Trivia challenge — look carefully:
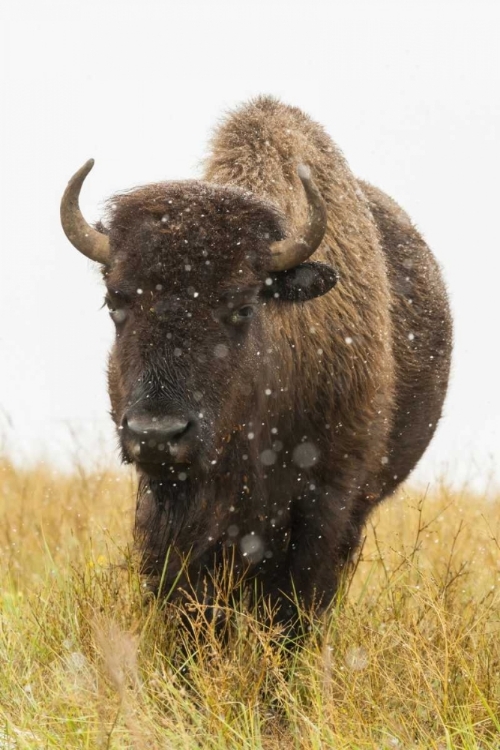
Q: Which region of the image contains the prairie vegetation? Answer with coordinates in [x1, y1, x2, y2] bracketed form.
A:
[0, 455, 499, 749]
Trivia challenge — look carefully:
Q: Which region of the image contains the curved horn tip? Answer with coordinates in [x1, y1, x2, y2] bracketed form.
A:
[75, 158, 95, 180]
[297, 163, 311, 180]
[267, 164, 327, 272]
[61, 158, 110, 264]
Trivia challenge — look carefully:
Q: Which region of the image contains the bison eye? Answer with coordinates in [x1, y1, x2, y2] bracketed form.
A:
[230, 305, 254, 324]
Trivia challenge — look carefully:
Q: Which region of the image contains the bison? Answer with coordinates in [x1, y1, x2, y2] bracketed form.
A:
[60, 96, 452, 628]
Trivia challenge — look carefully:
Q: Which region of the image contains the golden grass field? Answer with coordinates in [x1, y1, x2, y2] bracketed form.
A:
[0, 454, 499, 749]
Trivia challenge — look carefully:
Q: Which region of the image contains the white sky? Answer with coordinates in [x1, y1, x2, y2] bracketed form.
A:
[1, 0, 499, 488]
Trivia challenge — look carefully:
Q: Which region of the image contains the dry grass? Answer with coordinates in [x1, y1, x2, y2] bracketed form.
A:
[0, 454, 499, 749]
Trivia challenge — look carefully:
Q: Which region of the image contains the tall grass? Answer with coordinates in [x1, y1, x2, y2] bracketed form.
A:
[0, 455, 499, 749]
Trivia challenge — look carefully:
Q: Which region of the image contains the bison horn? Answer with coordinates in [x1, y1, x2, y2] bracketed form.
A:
[268, 164, 327, 272]
[60, 159, 110, 265]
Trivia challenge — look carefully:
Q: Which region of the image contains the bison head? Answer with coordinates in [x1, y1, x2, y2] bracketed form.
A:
[60, 161, 337, 479]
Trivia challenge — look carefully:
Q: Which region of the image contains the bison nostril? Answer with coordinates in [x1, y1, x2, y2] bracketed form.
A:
[165, 419, 191, 442]
[122, 413, 194, 444]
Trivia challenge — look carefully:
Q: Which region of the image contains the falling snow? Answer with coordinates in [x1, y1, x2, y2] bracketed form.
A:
[240, 533, 264, 563]
[214, 344, 229, 359]
[260, 449, 277, 466]
[292, 442, 320, 469]
[344, 646, 369, 671]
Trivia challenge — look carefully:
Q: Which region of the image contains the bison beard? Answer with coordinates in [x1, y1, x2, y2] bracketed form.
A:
[60, 96, 452, 635]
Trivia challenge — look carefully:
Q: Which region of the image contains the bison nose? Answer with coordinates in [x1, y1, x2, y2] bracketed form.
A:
[122, 413, 193, 445]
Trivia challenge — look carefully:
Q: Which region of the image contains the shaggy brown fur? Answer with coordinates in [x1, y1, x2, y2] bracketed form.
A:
[99, 96, 451, 627]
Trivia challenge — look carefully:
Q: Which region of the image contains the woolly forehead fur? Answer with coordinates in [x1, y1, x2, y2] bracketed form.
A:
[103, 180, 287, 291]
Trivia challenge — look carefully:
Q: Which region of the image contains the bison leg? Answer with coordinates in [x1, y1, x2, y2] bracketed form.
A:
[263, 483, 370, 628]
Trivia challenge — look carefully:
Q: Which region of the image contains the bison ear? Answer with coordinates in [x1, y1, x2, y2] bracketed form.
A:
[261, 262, 339, 302]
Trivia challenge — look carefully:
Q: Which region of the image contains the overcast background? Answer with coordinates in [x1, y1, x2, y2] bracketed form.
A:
[1, 0, 498, 489]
